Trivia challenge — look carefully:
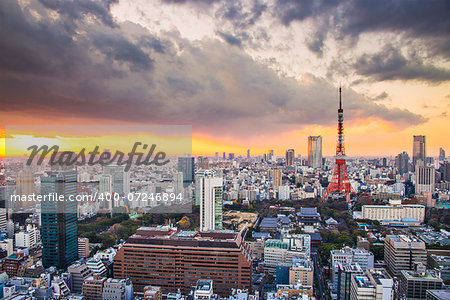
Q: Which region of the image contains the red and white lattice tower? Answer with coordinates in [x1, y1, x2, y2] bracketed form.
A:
[322, 87, 355, 202]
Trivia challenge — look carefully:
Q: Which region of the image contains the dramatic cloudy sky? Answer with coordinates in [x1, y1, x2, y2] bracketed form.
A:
[0, 0, 449, 156]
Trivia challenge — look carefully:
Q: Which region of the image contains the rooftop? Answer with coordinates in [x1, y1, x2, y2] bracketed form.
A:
[126, 227, 241, 249]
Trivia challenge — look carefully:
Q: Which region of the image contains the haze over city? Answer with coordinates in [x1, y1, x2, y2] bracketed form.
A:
[0, 0, 449, 156]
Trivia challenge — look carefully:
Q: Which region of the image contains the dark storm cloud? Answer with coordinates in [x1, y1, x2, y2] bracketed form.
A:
[275, 0, 450, 58]
[370, 92, 389, 102]
[0, 0, 426, 136]
[39, 0, 118, 28]
[354, 47, 450, 83]
[217, 31, 242, 47]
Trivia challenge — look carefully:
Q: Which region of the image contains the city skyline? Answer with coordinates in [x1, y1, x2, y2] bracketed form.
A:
[0, 0, 449, 157]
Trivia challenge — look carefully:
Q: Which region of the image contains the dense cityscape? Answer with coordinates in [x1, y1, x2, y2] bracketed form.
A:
[0, 92, 449, 299]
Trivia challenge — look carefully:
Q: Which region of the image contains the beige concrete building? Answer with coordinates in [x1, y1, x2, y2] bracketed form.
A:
[384, 235, 426, 276]
[361, 200, 425, 223]
[289, 259, 314, 287]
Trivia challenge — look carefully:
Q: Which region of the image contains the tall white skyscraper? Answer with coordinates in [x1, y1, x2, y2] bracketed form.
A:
[197, 170, 223, 231]
[308, 136, 323, 169]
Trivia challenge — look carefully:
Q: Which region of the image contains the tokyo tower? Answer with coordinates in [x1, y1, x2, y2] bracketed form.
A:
[322, 87, 355, 202]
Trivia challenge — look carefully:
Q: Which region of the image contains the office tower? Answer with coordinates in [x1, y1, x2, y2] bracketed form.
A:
[442, 162, 450, 182]
[415, 164, 435, 194]
[395, 151, 409, 175]
[78, 237, 89, 258]
[413, 135, 426, 166]
[67, 261, 94, 293]
[197, 156, 209, 170]
[286, 149, 295, 167]
[264, 236, 311, 273]
[308, 136, 323, 169]
[173, 171, 184, 199]
[196, 170, 223, 231]
[247, 149, 250, 159]
[337, 263, 364, 300]
[384, 235, 426, 276]
[103, 164, 130, 196]
[215, 152, 219, 161]
[278, 185, 290, 200]
[113, 227, 251, 297]
[330, 247, 374, 284]
[41, 170, 78, 269]
[15, 168, 34, 210]
[273, 168, 282, 187]
[177, 156, 195, 188]
[439, 147, 446, 161]
[228, 153, 235, 160]
[399, 266, 444, 300]
[222, 152, 226, 160]
[350, 268, 393, 300]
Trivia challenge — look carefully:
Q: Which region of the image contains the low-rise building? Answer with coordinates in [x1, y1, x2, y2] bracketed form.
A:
[362, 200, 425, 223]
[82, 274, 106, 300]
[400, 267, 444, 300]
[102, 278, 133, 300]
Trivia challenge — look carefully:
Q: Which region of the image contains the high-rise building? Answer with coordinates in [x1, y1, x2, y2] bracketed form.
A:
[413, 135, 426, 166]
[330, 247, 374, 284]
[439, 147, 446, 161]
[384, 235, 426, 276]
[308, 136, 323, 169]
[78, 237, 89, 259]
[197, 156, 209, 170]
[228, 153, 235, 160]
[395, 152, 409, 175]
[196, 170, 223, 231]
[349, 268, 393, 300]
[264, 236, 311, 273]
[103, 164, 130, 196]
[40, 170, 78, 269]
[415, 164, 435, 194]
[113, 227, 251, 297]
[286, 149, 295, 167]
[215, 152, 219, 161]
[337, 263, 364, 300]
[247, 149, 250, 159]
[15, 168, 34, 210]
[178, 156, 195, 187]
[273, 168, 282, 187]
[442, 162, 450, 182]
